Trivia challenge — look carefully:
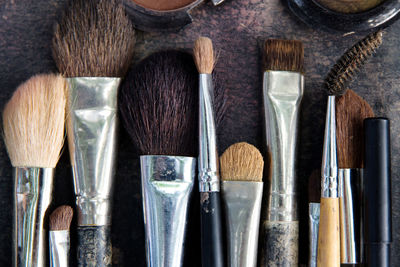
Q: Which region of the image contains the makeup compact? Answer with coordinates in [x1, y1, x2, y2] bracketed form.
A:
[286, 0, 400, 32]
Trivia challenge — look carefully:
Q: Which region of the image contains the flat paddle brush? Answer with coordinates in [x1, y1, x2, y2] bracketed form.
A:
[119, 51, 197, 267]
[3, 74, 66, 267]
[52, 0, 135, 265]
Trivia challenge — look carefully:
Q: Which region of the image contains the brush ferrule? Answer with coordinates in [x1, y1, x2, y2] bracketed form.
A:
[322, 96, 339, 198]
[140, 155, 195, 267]
[308, 203, 320, 267]
[263, 71, 303, 221]
[13, 167, 54, 267]
[198, 73, 220, 193]
[222, 181, 263, 267]
[66, 77, 120, 226]
[49, 230, 70, 267]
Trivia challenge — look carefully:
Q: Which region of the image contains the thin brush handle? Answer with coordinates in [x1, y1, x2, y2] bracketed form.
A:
[77, 226, 112, 267]
[200, 192, 224, 267]
[317, 197, 340, 267]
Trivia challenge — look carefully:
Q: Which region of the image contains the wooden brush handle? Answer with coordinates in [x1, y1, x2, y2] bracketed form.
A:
[77, 226, 112, 267]
[318, 197, 340, 267]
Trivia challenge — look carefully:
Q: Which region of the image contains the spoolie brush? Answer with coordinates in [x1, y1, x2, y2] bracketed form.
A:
[3, 74, 66, 267]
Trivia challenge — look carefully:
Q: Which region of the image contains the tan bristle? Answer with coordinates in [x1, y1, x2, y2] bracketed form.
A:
[2, 74, 66, 168]
[220, 142, 264, 182]
[49, 205, 73, 231]
[336, 89, 375, 168]
[193, 37, 215, 74]
[263, 39, 304, 72]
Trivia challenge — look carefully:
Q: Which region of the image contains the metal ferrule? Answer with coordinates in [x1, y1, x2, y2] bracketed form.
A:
[198, 73, 220, 193]
[222, 181, 263, 267]
[13, 167, 54, 267]
[140, 155, 196, 267]
[49, 230, 70, 267]
[308, 203, 320, 267]
[263, 71, 304, 221]
[66, 77, 120, 226]
[321, 96, 339, 198]
[339, 168, 361, 263]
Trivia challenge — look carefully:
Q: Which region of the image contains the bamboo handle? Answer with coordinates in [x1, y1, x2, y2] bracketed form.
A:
[317, 197, 340, 267]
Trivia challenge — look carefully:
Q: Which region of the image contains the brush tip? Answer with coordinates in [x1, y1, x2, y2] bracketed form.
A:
[263, 39, 304, 72]
[193, 36, 215, 74]
[49, 205, 73, 231]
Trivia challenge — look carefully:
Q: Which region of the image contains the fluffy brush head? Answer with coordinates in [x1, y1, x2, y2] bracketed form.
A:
[326, 30, 383, 96]
[336, 89, 374, 168]
[119, 51, 198, 156]
[3, 74, 66, 168]
[52, 0, 135, 77]
[220, 142, 264, 182]
[193, 37, 215, 74]
[49, 205, 73, 231]
[263, 39, 304, 72]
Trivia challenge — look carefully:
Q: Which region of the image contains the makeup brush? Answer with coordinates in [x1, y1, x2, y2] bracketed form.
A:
[49, 205, 74, 267]
[336, 89, 374, 266]
[194, 36, 224, 267]
[261, 39, 304, 267]
[3, 74, 66, 267]
[52, 0, 135, 265]
[220, 142, 264, 267]
[308, 169, 321, 267]
[318, 30, 383, 267]
[119, 51, 197, 267]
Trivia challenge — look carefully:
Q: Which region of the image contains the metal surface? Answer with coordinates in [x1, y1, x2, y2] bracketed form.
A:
[49, 230, 70, 267]
[321, 96, 339, 198]
[308, 203, 320, 267]
[198, 74, 220, 193]
[222, 181, 263, 267]
[140, 155, 196, 267]
[263, 71, 304, 221]
[13, 167, 54, 267]
[66, 77, 120, 226]
[212, 0, 225, 5]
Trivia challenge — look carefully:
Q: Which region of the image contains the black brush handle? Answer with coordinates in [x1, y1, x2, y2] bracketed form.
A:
[200, 191, 224, 267]
[77, 226, 112, 267]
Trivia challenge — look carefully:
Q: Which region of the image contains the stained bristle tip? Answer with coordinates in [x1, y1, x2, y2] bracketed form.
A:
[49, 205, 74, 231]
[263, 39, 304, 72]
[193, 37, 215, 74]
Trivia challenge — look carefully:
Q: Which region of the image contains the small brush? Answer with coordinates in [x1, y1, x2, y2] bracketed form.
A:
[308, 169, 321, 267]
[49, 205, 74, 267]
[3, 74, 66, 267]
[220, 142, 264, 267]
[52, 0, 135, 265]
[194, 36, 224, 267]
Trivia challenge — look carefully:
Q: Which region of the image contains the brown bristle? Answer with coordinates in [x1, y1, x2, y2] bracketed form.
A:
[308, 169, 321, 203]
[220, 142, 264, 182]
[263, 39, 304, 72]
[326, 30, 383, 96]
[119, 51, 198, 156]
[52, 0, 135, 77]
[193, 37, 215, 74]
[336, 89, 375, 168]
[49, 205, 73, 231]
[2, 74, 66, 168]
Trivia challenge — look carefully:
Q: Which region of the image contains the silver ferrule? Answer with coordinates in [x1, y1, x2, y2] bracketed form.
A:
[49, 230, 70, 267]
[66, 77, 120, 226]
[13, 167, 54, 267]
[263, 71, 304, 221]
[198, 73, 220, 192]
[211, 0, 225, 5]
[222, 181, 263, 267]
[140, 155, 195, 267]
[308, 203, 320, 267]
[321, 96, 339, 198]
[339, 168, 361, 263]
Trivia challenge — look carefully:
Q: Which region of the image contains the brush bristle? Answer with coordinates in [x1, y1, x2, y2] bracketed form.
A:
[119, 51, 198, 156]
[336, 89, 375, 168]
[220, 142, 264, 182]
[308, 169, 321, 203]
[3, 74, 66, 168]
[193, 37, 215, 74]
[49, 205, 73, 231]
[263, 39, 304, 72]
[326, 30, 383, 96]
[52, 0, 135, 77]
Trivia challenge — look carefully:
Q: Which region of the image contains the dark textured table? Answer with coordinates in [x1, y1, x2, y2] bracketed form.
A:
[0, 0, 399, 266]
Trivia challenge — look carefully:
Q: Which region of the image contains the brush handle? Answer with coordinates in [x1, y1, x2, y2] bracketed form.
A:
[317, 197, 340, 267]
[77, 226, 112, 267]
[200, 192, 224, 267]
